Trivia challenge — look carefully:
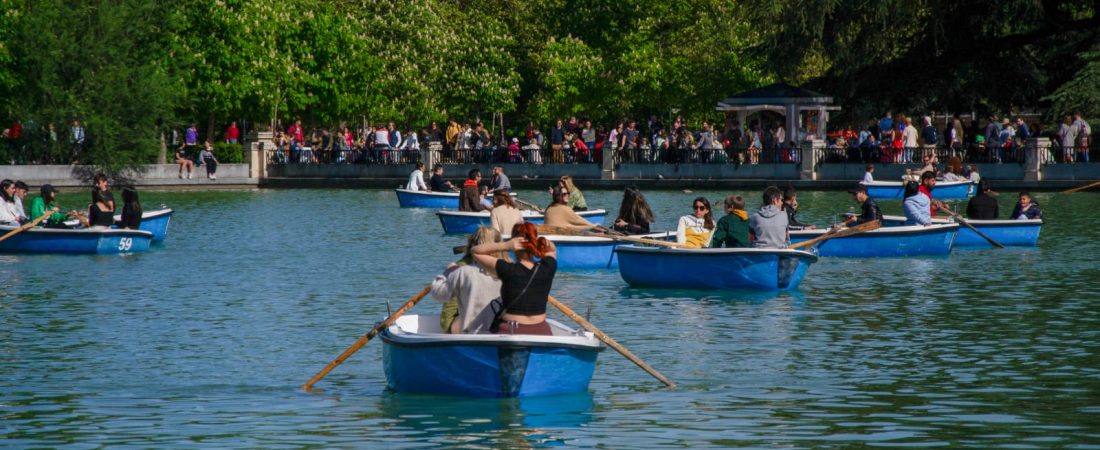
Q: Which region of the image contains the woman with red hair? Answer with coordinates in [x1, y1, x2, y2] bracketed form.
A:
[471, 222, 558, 335]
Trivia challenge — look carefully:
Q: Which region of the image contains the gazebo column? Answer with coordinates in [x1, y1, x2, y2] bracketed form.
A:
[817, 108, 828, 140]
[737, 110, 747, 130]
[785, 104, 798, 146]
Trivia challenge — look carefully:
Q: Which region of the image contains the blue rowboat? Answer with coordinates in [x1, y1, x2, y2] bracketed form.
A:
[436, 209, 607, 235]
[395, 188, 460, 208]
[861, 180, 974, 200]
[395, 188, 515, 208]
[545, 232, 673, 270]
[790, 223, 959, 257]
[381, 314, 603, 397]
[614, 246, 818, 290]
[64, 208, 173, 242]
[881, 215, 1041, 247]
[0, 225, 153, 254]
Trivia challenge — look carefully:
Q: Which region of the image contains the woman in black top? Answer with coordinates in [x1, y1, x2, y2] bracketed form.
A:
[472, 222, 558, 335]
[613, 185, 654, 235]
[119, 186, 143, 230]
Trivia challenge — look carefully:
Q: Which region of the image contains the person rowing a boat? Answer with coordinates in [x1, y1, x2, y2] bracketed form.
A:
[489, 166, 511, 193]
[29, 184, 69, 228]
[432, 226, 510, 334]
[918, 170, 949, 215]
[710, 195, 750, 248]
[406, 161, 428, 192]
[676, 197, 715, 248]
[458, 169, 490, 212]
[749, 186, 788, 248]
[966, 180, 998, 220]
[843, 185, 882, 226]
[472, 222, 558, 336]
[429, 164, 453, 192]
[544, 185, 596, 231]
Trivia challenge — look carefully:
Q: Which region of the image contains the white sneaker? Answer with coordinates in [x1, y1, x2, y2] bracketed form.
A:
[187, 173, 191, 179]
[212, 175, 216, 181]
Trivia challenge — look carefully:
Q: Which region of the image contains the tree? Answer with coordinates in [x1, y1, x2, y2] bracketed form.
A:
[745, 0, 1100, 121]
[7, 0, 178, 177]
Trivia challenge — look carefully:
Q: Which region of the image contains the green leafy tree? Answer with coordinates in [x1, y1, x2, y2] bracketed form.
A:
[7, 0, 178, 177]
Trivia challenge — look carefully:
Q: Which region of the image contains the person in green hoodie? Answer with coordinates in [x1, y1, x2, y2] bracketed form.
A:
[29, 184, 69, 228]
[711, 194, 751, 248]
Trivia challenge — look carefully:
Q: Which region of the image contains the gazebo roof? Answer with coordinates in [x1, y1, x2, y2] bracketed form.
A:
[717, 82, 834, 109]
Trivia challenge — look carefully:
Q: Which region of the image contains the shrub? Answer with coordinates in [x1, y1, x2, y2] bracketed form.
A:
[213, 142, 244, 163]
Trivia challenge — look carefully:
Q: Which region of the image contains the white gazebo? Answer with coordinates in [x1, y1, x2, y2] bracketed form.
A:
[716, 83, 840, 142]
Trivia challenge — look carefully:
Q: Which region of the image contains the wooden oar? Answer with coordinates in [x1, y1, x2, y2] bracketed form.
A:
[788, 219, 881, 250]
[513, 198, 544, 213]
[548, 295, 676, 389]
[537, 224, 686, 248]
[938, 208, 1004, 248]
[1061, 180, 1100, 194]
[0, 208, 58, 243]
[302, 285, 432, 391]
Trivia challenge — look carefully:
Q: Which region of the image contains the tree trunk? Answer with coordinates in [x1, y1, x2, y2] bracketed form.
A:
[158, 131, 167, 164]
[206, 112, 216, 143]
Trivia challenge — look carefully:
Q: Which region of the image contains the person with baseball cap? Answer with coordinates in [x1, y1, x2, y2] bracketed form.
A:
[30, 184, 72, 228]
[844, 185, 883, 227]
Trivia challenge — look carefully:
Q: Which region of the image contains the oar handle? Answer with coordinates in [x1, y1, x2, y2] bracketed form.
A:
[514, 198, 544, 213]
[302, 284, 432, 391]
[940, 208, 1004, 248]
[0, 207, 57, 243]
[548, 295, 676, 389]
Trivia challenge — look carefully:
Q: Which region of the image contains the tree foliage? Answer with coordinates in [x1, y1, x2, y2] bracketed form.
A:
[745, 0, 1100, 122]
[6, 0, 178, 177]
[1, 0, 1095, 172]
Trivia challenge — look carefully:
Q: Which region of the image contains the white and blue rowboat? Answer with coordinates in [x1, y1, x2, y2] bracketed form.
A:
[790, 223, 959, 257]
[545, 232, 673, 270]
[0, 225, 153, 254]
[614, 246, 818, 290]
[436, 209, 608, 235]
[860, 180, 975, 200]
[881, 215, 1041, 247]
[395, 188, 515, 208]
[64, 208, 173, 242]
[381, 314, 603, 397]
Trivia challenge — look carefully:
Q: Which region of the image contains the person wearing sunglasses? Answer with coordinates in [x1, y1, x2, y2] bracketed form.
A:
[676, 197, 715, 248]
[544, 185, 597, 231]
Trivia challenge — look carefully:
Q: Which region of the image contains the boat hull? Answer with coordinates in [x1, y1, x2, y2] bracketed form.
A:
[881, 215, 1040, 247]
[546, 232, 673, 270]
[395, 189, 515, 208]
[66, 208, 172, 242]
[614, 246, 817, 290]
[862, 180, 974, 200]
[381, 315, 601, 397]
[790, 223, 958, 257]
[395, 189, 459, 208]
[436, 209, 607, 235]
[0, 226, 154, 254]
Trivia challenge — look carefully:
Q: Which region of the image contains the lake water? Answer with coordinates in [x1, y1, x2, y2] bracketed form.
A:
[2, 187, 1099, 448]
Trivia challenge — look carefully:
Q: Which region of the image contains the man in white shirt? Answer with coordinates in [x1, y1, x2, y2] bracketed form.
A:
[406, 162, 428, 191]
